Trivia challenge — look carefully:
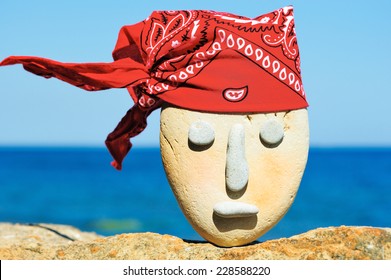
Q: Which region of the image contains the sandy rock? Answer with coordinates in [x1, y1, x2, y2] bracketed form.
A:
[0, 223, 101, 260]
[160, 106, 309, 246]
[0, 224, 389, 260]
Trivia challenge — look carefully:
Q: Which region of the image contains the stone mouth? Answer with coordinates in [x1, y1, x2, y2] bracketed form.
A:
[213, 201, 259, 218]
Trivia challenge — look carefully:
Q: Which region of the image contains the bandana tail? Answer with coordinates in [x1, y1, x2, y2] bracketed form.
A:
[105, 102, 160, 170]
[0, 55, 152, 169]
[0, 56, 148, 90]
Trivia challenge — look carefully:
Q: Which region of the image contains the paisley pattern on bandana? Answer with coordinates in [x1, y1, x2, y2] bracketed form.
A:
[122, 6, 305, 109]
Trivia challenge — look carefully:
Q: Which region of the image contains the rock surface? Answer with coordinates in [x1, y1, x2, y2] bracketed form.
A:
[0, 223, 389, 260]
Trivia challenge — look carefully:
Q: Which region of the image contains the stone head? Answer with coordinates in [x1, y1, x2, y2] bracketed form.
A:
[160, 106, 309, 246]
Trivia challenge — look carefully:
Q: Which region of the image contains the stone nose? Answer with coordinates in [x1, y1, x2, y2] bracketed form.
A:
[225, 123, 249, 192]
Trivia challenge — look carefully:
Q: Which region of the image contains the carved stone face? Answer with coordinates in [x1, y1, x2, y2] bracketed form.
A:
[160, 105, 309, 247]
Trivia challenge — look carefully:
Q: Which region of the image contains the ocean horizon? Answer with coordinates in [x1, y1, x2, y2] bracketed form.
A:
[0, 146, 390, 241]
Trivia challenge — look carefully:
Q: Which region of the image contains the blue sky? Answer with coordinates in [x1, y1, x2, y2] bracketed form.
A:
[1, 0, 390, 147]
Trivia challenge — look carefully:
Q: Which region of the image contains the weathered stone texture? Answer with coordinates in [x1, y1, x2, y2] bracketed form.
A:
[0, 223, 389, 260]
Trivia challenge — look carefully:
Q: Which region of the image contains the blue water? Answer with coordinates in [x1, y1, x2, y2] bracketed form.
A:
[0, 147, 390, 241]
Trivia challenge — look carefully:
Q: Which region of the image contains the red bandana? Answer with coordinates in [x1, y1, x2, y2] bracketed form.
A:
[0, 6, 308, 170]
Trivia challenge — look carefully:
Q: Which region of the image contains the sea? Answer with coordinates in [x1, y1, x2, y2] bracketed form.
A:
[0, 147, 390, 241]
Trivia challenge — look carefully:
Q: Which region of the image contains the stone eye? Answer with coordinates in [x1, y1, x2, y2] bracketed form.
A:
[259, 118, 284, 146]
[188, 121, 215, 146]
